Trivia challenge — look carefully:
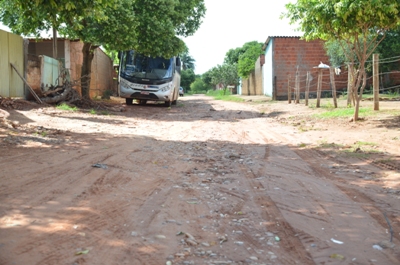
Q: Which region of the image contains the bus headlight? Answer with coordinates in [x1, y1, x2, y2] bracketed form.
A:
[160, 83, 172, 92]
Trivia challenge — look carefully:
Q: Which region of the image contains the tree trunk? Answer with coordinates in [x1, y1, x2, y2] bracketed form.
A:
[354, 69, 367, 121]
[81, 42, 96, 99]
[52, 27, 57, 59]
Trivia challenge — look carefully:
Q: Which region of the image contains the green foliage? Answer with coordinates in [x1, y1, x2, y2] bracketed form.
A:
[181, 69, 196, 91]
[0, 0, 111, 36]
[375, 26, 400, 73]
[209, 64, 239, 93]
[324, 40, 347, 67]
[190, 78, 209, 93]
[57, 103, 77, 111]
[206, 90, 244, 102]
[313, 107, 371, 118]
[180, 50, 196, 71]
[224, 41, 263, 78]
[1, 0, 206, 98]
[201, 70, 214, 89]
[283, 0, 400, 121]
[237, 43, 263, 78]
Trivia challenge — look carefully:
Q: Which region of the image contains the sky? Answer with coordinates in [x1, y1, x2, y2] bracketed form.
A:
[184, 0, 299, 74]
[0, 0, 299, 74]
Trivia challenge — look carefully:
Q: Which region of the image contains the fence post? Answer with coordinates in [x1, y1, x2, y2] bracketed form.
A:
[329, 67, 338, 108]
[316, 69, 322, 108]
[305, 71, 310, 106]
[295, 67, 300, 104]
[373, 53, 379, 111]
[347, 64, 353, 107]
[288, 75, 291, 104]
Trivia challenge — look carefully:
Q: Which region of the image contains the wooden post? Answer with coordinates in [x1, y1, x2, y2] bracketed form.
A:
[288, 75, 291, 104]
[295, 67, 300, 104]
[329, 67, 338, 108]
[273, 76, 277, 100]
[305, 71, 310, 106]
[347, 64, 353, 107]
[317, 69, 323, 107]
[373, 53, 379, 110]
[10, 63, 43, 104]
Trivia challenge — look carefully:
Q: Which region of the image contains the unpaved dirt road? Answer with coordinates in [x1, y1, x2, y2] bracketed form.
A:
[1, 95, 399, 265]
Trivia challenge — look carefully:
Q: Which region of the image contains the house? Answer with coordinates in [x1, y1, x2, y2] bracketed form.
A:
[27, 38, 115, 98]
[241, 36, 348, 99]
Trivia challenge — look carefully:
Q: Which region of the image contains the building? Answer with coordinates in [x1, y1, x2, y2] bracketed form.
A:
[242, 36, 347, 100]
[27, 38, 115, 99]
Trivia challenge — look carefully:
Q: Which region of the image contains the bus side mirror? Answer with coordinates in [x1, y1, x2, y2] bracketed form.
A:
[176, 57, 181, 73]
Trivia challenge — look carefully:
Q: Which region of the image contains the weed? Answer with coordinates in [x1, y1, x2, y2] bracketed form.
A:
[317, 140, 343, 149]
[313, 107, 371, 119]
[41, 131, 47, 137]
[99, 110, 110, 115]
[57, 103, 77, 111]
[375, 158, 394, 163]
[298, 143, 307, 148]
[90, 109, 97, 115]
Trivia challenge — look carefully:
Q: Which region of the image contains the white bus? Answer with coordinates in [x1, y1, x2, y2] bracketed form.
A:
[118, 50, 181, 106]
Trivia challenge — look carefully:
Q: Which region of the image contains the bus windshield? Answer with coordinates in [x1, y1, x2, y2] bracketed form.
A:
[120, 50, 174, 80]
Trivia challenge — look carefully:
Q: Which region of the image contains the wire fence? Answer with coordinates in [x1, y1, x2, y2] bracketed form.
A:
[287, 54, 400, 98]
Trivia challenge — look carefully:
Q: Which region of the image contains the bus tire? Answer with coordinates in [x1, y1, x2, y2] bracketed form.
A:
[172, 100, 177, 105]
[126, 98, 133, 105]
[164, 101, 172, 107]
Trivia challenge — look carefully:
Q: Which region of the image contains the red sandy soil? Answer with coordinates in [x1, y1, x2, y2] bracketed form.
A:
[0, 95, 399, 265]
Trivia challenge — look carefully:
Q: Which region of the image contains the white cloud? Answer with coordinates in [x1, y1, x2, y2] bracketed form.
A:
[183, 0, 299, 74]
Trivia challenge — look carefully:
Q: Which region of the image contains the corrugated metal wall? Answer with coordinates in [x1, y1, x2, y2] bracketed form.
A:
[40, 55, 60, 90]
[0, 30, 24, 97]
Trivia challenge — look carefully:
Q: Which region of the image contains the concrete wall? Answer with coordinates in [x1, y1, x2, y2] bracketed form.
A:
[263, 39, 274, 97]
[28, 39, 65, 59]
[90, 48, 114, 98]
[0, 29, 24, 98]
[26, 54, 42, 98]
[241, 55, 264, 95]
[69, 41, 113, 98]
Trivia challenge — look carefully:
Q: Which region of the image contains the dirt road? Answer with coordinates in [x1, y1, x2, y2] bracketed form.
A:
[1, 95, 399, 264]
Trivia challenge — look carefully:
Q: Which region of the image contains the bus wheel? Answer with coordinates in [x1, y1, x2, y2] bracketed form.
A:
[139, 99, 147, 105]
[126, 98, 133, 105]
[164, 101, 172, 107]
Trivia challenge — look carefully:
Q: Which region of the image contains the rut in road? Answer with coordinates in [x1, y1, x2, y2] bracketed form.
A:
[1, 95, 399, 265]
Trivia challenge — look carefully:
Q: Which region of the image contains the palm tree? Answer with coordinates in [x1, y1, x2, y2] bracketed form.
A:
[180, 52, 196, 71]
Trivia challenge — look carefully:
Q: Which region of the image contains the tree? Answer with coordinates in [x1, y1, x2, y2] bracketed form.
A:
[190, 78, 209, 93]
[209, 64, 239, 95]
[1, 0, 206, 98]
[201, 70, 214, 90]
[181, 69, 196, 91]
[375, 26, 400, 74]
[284, 0, 400, 121]
[0, 0, 111, 57]
[224, 41, 263, 78]
[180, 47, 196, 71]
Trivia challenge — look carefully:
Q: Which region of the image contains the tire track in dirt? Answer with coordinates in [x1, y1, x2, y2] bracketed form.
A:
[227, 118, 400, 264]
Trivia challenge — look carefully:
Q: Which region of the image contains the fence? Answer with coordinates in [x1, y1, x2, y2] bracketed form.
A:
[286, 55, 400, 102]
[0, 29, 24, 98]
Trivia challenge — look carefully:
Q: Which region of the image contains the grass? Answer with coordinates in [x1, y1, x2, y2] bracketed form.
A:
[57, 103, 77, 111]
[206, 90, 245, 102]
[363, 91, 400, 100]
[313, 107, 372, 118]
